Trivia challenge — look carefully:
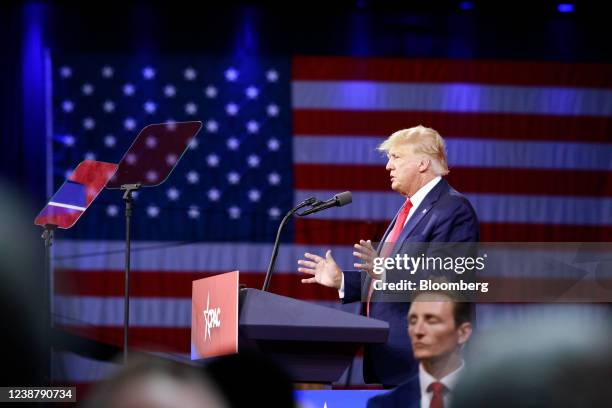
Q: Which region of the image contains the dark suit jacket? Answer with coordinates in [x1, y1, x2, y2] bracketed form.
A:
[367, 374, 421, 408]
[343, 178, 479, 385]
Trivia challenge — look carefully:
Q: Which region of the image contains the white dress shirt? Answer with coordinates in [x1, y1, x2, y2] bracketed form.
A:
[338, 176, 442, 297]
[419, 361, 464, 408]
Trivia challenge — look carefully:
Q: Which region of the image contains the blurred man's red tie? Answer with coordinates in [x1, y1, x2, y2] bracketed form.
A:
[428, 381, 446, 408]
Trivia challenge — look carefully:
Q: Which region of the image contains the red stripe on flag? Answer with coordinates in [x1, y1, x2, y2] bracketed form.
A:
[55, 270, 338, 300]
[294, 164, 612, 197]
[293, 56, 612, 88]
[294, 219, 611, 244]
[293, 110, 611, 143]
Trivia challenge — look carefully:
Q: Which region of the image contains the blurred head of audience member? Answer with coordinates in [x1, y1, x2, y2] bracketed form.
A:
[0, 180, 46, 385]
[452, 312, 612, 408]
[204, 350, 295, 408]
[83, 355, 229, 408]
[368, 291, 473, 408]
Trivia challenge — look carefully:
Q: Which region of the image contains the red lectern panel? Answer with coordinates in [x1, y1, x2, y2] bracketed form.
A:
[191, 271, 239, 359]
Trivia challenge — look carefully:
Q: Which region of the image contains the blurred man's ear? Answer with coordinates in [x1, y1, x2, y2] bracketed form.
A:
[457, 322, 473, 346]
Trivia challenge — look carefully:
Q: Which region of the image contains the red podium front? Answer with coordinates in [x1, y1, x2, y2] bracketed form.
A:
[191, 271, 239, 359]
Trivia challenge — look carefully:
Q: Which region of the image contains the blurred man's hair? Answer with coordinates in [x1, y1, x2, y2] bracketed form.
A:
[411, 290, 474, 327]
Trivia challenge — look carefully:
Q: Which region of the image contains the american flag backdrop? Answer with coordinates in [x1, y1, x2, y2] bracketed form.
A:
[50, 56, 612, 387]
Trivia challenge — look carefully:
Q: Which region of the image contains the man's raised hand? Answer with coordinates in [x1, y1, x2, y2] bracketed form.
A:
[298, 250, 343, 289]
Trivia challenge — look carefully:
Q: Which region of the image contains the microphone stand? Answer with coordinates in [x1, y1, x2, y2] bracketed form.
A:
[262, 197, 318, 292]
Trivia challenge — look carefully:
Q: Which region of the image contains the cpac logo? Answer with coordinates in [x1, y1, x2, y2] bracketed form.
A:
[202, 292, 221, 341]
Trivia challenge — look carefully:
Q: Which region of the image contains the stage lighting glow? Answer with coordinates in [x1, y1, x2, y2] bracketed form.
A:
[459, 1, 474, 10]
[557, 3, 575, 12]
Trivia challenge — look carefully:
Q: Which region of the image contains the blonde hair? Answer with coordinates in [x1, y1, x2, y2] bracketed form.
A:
[378, 125, 449, 176]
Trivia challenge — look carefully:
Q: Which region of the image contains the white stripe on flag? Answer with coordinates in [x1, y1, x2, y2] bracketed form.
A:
[292, 81, 612, 116]
[54, 241, 356, 272]
[54, 295, 348, 327]
[294, 190, 612, 225]
[293, 136, 612, 171]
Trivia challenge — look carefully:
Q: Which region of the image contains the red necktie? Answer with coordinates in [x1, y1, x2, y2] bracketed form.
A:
[366, 199, 412, 316]
[428, 381, 446, 408]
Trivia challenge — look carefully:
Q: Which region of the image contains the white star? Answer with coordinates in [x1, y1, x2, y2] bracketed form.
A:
[82, 83, 94, 95]
[124, 117, 136, 131]
[104, 134, 116, 147]
[63, 135, 75, 147]
[268, 207, 281, 219]
[106, 204, 119, 217]
[268, 172, 281, 185]
[101, 65, 114, 78]
[245, 86, 259, 99]
[227, 171, 241, 185]
[225, 68, 239, 81]
[188, 205, 200, 219]
[267, 138, 280, 151]
[188, 138, 199, 150]
[144, 100, 157, 114]
[145, 170, 158, 183]
[164, 84, 176, 97]
[226, 137, 240, 150]
[83, 117, 95, 130]
[247, 154, 260, 168]
[62, 100, 74, 113]
[267, 103, 279, 117]
[185, 102, 198, 115]
[84, 151, 96, 160]
[147, 205, 160, 218]
[125, 153, 138, 165]
[266, 69, 279, 82]
[186, 170, 199, 184]
[228, 206, 241, 219]
[184, 67, 197, 81]
[206, 153, 220, 167]
[225, 102, 239, 116]
[246, 120, 259, 134]
[103, 100, 115, 113]
[59, 66, 72, 78]
[142, 66, 156, 79]
[207, 188, 221, 201]
[205, 85, 218, 98]
[165, 153, 178, 166]
[248, 189, 261, 202]
[145, 136, 157, 148]
[123, 83, 135, 96]
[206, 120, 219, 133]
[131, 191, 139, 200]
[166, 187, 180, 201]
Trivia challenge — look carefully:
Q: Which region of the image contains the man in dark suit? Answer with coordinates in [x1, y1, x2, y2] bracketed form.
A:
[367, 291, 474, 408]
[298, 126, 479, 386]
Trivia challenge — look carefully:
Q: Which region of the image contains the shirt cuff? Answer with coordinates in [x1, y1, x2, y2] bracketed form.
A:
[338, 272, 345, 299]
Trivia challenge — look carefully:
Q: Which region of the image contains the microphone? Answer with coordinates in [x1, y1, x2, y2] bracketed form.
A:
[297, 191, 352, 216]
[261, 191, 352, 292]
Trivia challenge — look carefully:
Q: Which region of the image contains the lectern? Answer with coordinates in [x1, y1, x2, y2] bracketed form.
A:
[192, 272, 389, 383]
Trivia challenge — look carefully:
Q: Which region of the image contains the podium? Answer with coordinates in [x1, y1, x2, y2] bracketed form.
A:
[238, 288, 388, 383]
[192, 272, 389, 383]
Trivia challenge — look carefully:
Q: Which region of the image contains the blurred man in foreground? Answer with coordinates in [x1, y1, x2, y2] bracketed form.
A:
[368, 291, 473, 408]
